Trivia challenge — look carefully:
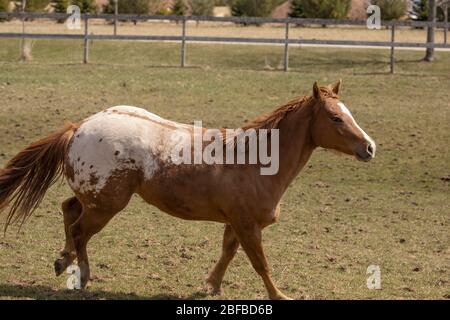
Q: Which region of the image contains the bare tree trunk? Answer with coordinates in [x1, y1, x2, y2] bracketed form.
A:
[424, 0, 437, 62]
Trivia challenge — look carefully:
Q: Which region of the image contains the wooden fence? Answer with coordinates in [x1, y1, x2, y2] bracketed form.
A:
[0, 12, 449, 73]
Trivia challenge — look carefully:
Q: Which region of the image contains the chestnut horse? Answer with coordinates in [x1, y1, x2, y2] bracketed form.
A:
[0, 81, 375, 300]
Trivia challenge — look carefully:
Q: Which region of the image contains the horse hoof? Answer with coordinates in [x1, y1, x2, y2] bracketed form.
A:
[54, 259, 65, 277]
[204, 281, 223, 296]
[271, 293, 293, 300]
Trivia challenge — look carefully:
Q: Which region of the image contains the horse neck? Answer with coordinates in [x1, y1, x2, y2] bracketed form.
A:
[262, 100, 317, 198]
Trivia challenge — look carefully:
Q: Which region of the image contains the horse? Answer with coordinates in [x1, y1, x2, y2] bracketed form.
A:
[0, 80, 376, 300]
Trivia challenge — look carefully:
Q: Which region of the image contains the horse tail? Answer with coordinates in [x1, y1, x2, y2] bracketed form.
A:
[0, 122, 79, 232]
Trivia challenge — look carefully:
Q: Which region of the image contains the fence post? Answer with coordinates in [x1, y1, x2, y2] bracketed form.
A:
[181, 16, 186, 68]
[283, 20, 290, 72]
[83, 16, 89, 64]
[444, 3, 448, 45]
[114, 0, 118, 36]
[20, 0, 26, 61]
[390, 24, 395, 74]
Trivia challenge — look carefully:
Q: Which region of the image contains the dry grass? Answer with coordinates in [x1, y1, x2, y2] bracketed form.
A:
[0, 39, 448, 300]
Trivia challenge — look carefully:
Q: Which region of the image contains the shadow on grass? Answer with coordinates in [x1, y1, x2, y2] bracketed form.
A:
[0, 283, 209, 300]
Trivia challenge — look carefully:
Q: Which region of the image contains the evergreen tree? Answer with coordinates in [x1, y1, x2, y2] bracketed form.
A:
[53, 0, 70, 23]
[189, 0, 214, 16]
[411, 0, 450, 22]
[104, 0, 149, 14]
[231, 0, 278, 17]
[289, 0, 351, 19]
[372, 0, 407, 20]
[16, 0, 50, 12]
[172, 0, 187, 16]
[53, 0, 70, 13]
[289, 0, 305, 18]
[412, 0, 428, 20]
[0, 0, 10, 22]
[71, 0, 95, 14]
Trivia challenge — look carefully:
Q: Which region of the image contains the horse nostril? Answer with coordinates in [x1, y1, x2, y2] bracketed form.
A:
[367, 144, 374, 156]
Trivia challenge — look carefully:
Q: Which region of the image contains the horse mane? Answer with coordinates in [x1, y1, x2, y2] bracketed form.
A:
[221, 86, 336, 148]
[241, 86, 337, 131]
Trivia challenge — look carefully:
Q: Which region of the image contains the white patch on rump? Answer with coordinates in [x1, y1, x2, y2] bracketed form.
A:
[337, 102, 376, 153]
[67, 106, 193, 194]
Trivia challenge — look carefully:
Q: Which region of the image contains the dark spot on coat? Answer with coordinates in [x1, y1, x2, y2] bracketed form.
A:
[77, 157, 80, 162]
[81, 162, 85, 166]
[99, 138, 103, 142]
[89, 173, 99, 185]
[114, 151, 120, 156]
[130, 159, 136, 164]
[90, 165, 94, 169]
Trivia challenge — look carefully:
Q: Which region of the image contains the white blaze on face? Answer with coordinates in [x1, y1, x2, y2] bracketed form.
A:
[337, 102, 376, 155]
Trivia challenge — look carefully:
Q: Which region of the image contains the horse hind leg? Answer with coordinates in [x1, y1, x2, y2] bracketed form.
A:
[206, 224, 239, 295]
[54, 196, 82, 276]
[70, 200, 128, 288]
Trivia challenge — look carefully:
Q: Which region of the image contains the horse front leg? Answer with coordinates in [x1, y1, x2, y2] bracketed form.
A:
[232, 220, 292, 300]
[206, 224, 239, 295]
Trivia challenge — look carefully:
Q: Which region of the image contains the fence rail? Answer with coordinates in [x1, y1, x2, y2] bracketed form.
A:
[0, 12, 449, 73]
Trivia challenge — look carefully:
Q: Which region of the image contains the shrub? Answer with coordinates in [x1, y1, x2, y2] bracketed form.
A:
[189, 0, 214, 16]
[172, 0, 188, 16]
[289, 0, 305, 18]
[71, 0, 95, 13]
[231, 0, 278, 17]
[53, 0, 70, 13]
[0, 0, 10, 22]
[289, 0, 352, 19]
[14, 0, 50, 12]
[371, 0, 407, 20]
[52, 0, 70, 23]
[0, 0, 9, 12]
[104, 0, 149, 14]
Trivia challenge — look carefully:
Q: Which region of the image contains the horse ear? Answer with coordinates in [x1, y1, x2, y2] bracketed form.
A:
[313, 82, 323, 100]
[332, 79, 342, 95]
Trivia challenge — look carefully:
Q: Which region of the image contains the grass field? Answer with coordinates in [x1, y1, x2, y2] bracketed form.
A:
[0, 38, 449, 300]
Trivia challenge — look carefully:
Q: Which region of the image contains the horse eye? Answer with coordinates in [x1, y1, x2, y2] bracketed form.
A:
[331, 116, 343, 123]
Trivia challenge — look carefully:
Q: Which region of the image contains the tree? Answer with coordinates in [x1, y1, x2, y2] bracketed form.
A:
[0, 0, 10, 22]
[189, 0, 214, 16]
[104, 0, 149, 14]
[52, 0, 70, 23]
[424, 0, 436, 61]
[0, 0, 9, 11]
[289, 0, 351, 19]
[231, 0, 279, 17]
[15, 0, 50, 12]
[289, 0, 305, 18]
[71, 0, 95, 13]
[53, 0, 69, 13]
[172, 0, 187, 16]
[412, 0, 429, 20]
[371, 0, 408, 20]
[412, 0, 450, 21]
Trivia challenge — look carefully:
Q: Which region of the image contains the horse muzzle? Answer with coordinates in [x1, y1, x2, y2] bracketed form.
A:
[355, 141, 376, 162]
